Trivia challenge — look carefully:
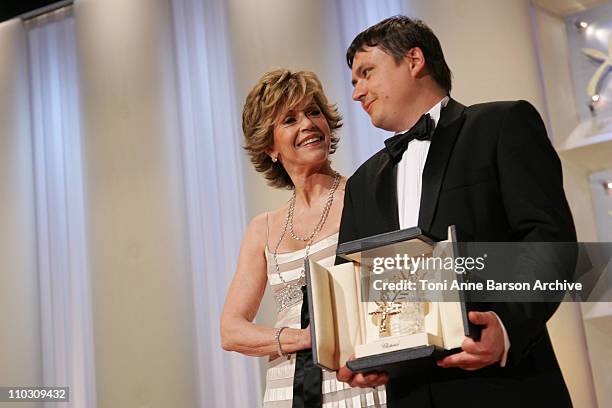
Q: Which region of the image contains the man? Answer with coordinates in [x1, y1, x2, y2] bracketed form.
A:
[335, 16, 576, 407]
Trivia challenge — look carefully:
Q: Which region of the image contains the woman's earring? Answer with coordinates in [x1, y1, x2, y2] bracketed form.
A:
[271, 156, 278, 163]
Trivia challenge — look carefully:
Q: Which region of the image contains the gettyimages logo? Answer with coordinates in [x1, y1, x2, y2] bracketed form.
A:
[371, 254, 487, 275]
[363, 242, 612, 303]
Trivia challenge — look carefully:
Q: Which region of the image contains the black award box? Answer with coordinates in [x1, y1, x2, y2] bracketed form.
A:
[305, 226, 480, 377]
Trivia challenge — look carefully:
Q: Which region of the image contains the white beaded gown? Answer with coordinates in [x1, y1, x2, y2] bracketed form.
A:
[263, 232, 386, 408]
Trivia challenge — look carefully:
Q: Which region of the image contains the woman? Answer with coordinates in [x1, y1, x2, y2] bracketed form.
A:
[221, 69, 386, 407]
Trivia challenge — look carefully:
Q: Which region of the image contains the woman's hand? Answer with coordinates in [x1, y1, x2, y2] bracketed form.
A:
[297, 327, 312, 350]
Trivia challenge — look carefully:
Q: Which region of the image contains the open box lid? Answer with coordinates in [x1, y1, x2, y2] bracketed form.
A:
[336, 227, 440, 263]
[305, 225, 480, 374]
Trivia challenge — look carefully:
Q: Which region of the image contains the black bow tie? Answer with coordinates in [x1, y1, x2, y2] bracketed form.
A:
[384, 113, 434, 163]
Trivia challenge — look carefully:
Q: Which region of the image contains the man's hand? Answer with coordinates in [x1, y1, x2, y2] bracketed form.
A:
[436, 311, 504, 371]
[336, 358, 389, 388]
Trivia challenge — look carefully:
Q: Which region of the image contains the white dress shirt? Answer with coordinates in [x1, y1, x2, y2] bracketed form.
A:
[396, 96, 448, 228]
[395, 96, 510, 367]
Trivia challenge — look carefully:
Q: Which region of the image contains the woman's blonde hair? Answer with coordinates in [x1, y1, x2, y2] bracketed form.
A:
[242, 69, 342, 189]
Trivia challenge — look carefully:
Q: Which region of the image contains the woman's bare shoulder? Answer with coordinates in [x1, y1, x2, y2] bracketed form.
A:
[262, 203, 290, 227]
[245, 212, 268, 239]
[244, 205, 286, 247]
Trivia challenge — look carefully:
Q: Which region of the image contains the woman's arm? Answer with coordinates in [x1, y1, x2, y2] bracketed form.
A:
[220, 213, 310, 357]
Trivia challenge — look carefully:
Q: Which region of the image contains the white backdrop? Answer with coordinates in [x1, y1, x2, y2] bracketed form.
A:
[171, 0, 261, 406]
[27, 7, 97, 408]
[0, 0, 599, 407]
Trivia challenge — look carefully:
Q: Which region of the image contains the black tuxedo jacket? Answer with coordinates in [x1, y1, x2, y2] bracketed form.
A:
[337, 98, 576, 407]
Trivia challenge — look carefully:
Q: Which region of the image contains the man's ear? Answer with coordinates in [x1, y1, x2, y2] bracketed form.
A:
[404, 47, 426, 77]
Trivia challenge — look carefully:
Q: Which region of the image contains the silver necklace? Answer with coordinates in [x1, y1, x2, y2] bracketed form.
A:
[271, 172, 340, 311]
[288, 171, 341, 242]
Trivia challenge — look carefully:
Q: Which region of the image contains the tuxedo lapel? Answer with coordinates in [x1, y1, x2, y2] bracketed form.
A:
[374, 154, 400, 231]
[418, 99, 466, 232]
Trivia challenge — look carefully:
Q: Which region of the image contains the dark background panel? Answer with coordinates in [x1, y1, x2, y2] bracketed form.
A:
[0, 0, 66, 23]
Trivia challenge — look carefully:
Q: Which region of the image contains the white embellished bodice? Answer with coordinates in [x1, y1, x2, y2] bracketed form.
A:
[266, 233, 338, 313]
[262, 233, 386, 407]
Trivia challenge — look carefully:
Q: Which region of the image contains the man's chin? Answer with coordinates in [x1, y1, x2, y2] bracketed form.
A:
[370, 116, 393, 132]
[369, 115, 383, 129]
